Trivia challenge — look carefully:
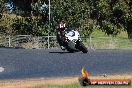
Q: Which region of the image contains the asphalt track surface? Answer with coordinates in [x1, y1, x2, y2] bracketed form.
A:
[0, 48, 132, 80]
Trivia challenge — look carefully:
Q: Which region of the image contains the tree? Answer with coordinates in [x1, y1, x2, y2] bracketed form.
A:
[50, 0, 95, 37]
[0, 0, 6, 16]
[1, 0, 132, 39]
[12, 0, 32, 12]
[87, 0, 132, 39]
[0, 15, 17, 35]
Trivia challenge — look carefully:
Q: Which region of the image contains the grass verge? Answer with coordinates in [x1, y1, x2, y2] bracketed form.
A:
[84, 30, 132, 49]
[31, 82, 131, 88]
[0, 74, 132, 88]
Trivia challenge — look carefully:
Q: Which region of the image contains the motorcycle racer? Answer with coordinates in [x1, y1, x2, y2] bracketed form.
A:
[56, 21, 66, 50]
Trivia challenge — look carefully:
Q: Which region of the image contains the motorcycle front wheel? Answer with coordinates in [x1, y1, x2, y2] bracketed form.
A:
[78, 42, 88, 53]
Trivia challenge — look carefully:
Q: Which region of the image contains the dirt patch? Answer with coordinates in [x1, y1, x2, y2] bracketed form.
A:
[0, 74, 132, 88]
[0, 77, 77, 88]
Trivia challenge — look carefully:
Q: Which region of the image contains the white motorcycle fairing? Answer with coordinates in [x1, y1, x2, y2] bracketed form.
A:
[64, 30, 81, 50]
[65, 30, 80, 41]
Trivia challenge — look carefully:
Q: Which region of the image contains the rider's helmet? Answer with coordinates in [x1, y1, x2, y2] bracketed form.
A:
[59, 20, 65, 31]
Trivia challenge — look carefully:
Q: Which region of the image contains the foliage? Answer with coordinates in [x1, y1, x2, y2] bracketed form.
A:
[0, 0, 132, 39]
[0, 0, 6, 15]
[0, 15, 17, 35]
[11, 17, 48, 35]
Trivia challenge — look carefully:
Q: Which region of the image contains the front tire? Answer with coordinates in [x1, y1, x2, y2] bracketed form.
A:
[78, 42, 88, 53]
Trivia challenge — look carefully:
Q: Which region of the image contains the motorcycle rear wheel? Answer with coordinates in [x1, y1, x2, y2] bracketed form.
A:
[66, 47, 74, 53]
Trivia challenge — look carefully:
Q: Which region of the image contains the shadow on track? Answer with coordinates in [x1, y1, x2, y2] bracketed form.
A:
[49, 51, 73, 54]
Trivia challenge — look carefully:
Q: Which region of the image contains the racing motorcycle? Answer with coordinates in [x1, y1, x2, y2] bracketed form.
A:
[56, 28, 88, 53]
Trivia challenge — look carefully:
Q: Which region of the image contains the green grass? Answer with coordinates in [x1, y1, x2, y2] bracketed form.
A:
[30, 82, 131, 88]
[83, 30, 132, 49]
[91, 30, 128, 38]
